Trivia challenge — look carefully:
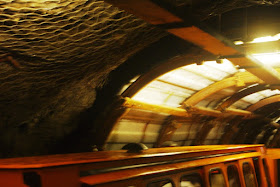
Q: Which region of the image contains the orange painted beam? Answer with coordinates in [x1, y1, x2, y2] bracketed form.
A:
[105, 0, 280, 86]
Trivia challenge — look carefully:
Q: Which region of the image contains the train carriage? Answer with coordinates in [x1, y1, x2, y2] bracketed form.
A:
[0, 144, 276, 187]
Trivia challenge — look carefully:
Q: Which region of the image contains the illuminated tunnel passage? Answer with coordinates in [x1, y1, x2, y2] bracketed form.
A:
[2, 0, 280, 157]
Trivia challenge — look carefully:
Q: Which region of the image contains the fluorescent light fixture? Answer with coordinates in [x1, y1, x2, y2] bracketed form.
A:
[234, 41, 244, 45]
[250, 33, 280, 44]
[251, 36, 277, 43]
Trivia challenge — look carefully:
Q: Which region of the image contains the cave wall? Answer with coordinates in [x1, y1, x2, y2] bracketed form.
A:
[0, 0, 165, 157]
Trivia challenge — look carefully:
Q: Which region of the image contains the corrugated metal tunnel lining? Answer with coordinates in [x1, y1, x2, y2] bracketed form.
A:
[106, 58, 280, 150]
[2, 0, 280, 157]
[0, 0, 165, 157]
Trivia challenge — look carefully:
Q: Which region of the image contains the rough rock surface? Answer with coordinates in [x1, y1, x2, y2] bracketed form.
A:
[0, 0, 165, 157]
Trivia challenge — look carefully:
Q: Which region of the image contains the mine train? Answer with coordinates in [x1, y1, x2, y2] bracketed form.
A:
[1, 144, 280, 187]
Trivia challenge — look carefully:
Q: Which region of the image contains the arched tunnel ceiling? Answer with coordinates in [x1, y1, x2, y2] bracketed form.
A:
[2, 0, 280, 157]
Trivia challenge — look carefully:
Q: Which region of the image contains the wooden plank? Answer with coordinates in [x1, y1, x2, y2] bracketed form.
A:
[168, 26, 239, 56]
[246, 95, 280, 112]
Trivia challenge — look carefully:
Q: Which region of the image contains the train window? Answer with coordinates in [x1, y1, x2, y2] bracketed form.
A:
[242, 162, 257, 187]
[209, 168, 226, 187]
[180, 173, 203, 187]
[252, 157, 261, 186]
[147, 179, 174, 187]
[227, 165, 241, 187]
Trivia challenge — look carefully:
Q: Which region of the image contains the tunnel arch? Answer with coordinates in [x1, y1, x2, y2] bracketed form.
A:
[3, 0, 280, 157]
[96, 54, 280, 150]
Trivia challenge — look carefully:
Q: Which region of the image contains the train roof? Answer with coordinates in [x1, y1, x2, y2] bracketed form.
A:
[0, 145, 264, 169]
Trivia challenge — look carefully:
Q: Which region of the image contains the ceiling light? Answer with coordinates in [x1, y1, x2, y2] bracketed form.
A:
[234, 41, 244, 45]
[251, 36, 277, 43]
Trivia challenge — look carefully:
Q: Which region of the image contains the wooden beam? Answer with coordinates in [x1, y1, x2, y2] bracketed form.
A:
[217, 84, 268, 111]
[192, 116, 237, 145]
[123, 97, 257, 118]
[123, 97, 191, 117]
[225, 108, 256, 118]
[168, 26, 239, 56]
[186, 106, 222, 117]
[191, 117, 219, 145]
[105, 0, 280, 86]
[191, 120, 214, 145]
[183, 72, 263, 107]
[154, 116, 181, 147]
[246, 94, 280, 112]
[219, 117, 243, 144]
